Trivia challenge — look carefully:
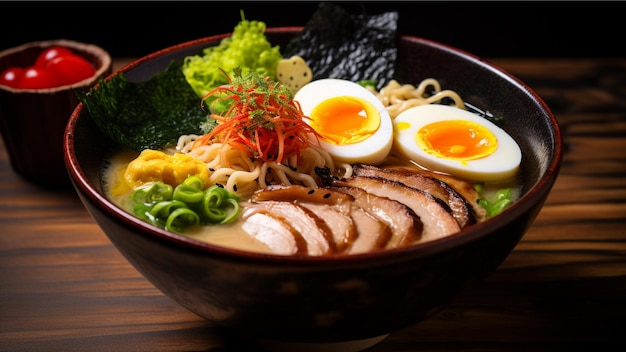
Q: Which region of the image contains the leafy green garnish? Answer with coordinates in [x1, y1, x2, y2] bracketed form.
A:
[358, 79, 378, 88]
[475, 183, 515, 217]
[131, 175, 242, 232]
[182, 11, 282, 98]
[78, 61, 212, 151]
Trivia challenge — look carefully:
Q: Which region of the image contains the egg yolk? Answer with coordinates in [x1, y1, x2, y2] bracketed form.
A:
[309, 96, 380, 145]
[415, 120, 498, 162]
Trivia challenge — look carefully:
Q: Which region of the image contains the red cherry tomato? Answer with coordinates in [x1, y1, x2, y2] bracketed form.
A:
[18, 66, 59, 89]
[0, 66, 25, 88]
[45, 54, 95, 86]
[34, 46, 75, 67]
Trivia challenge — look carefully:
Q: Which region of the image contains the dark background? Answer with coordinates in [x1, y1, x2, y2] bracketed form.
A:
[1, 1, 624, 59]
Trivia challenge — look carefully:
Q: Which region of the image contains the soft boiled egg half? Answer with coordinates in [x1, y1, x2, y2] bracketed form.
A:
[294, 78, 393, 164]
[393, 104, 522, 182]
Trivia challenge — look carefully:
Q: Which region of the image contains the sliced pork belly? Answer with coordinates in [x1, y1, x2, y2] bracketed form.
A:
[353, 163, 478, 228]
[386, 165, 487, 222]
[250, 184, 421, 253]
[332, 176, 461, 242]
[329, 185, 422, 249]
[240, 212, 304, 255]
[242, 201, 332, 256]
[252, 184, 357, 252]
[347, 206, 392, 254]
[251, 184, 354, 205]
[297, 201, 356, 253]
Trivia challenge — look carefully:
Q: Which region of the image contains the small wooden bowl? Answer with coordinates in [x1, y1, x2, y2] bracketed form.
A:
[0, 39, 111, 188]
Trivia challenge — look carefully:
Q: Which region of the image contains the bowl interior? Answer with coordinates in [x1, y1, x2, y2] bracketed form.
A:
[66, 27, 562, 256]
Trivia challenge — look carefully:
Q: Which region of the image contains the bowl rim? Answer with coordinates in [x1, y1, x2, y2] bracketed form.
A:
[64, 26, 563, 266]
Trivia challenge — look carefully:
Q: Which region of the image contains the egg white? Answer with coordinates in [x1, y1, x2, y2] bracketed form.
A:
[294, 79, 393, 165]
[393, 104, 522, 182]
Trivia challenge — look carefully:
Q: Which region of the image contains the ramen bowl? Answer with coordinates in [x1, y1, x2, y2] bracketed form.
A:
[64, 27, 562, 351]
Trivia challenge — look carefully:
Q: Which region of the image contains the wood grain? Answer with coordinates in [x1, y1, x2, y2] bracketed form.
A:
[1, 58, 625, 351]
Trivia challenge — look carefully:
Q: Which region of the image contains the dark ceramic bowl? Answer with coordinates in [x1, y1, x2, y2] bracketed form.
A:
[64, 27, 562, 351]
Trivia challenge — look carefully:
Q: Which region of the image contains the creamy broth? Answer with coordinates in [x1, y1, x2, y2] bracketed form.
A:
[102, 149, 280, 254]
[102, 146, 521, 256]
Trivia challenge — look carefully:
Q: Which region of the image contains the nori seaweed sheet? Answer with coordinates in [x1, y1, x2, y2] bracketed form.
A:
[78, 62, 209, 151]
[282, 2, 398, 91]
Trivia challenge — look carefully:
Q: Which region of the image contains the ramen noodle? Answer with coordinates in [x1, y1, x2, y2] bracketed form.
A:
[176, 135, 353, 198]
[368, 78, 465, 119]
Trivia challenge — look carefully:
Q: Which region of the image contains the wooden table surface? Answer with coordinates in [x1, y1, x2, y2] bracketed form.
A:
[1, 58, 625, 351]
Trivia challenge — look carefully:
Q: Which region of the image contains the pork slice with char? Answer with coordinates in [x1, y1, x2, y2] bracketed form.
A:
[386, 165, 487, 222]
[346, 205, 393, 254]
[242, 201, 333, 256]
[353, 163, 479, 228]
[251, 185, 357, 252]
[251, 184, 411, 253]
[332, 176, 461, 242]
[251, 184, 354, 205]
[240, 212, 306, 255]
[330, 185, 423, 250]
[297, 201, 357, 253]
